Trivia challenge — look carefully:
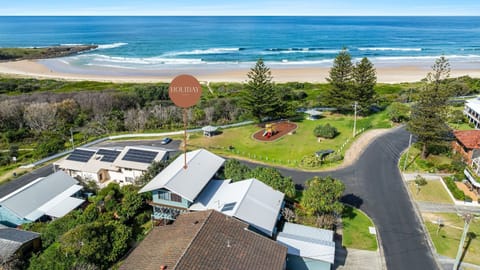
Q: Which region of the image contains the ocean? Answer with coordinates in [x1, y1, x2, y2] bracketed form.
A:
[0, 16, 479, 71]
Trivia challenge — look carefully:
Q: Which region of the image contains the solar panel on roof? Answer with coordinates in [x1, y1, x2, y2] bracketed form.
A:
[121, 149, 157, 164]
[66, 149, 95, 163]
[221, 202, 236, 212]
[96, 149, 121, 163]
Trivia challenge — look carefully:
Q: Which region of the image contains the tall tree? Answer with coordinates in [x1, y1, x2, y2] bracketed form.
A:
[325, 48, 354, 111]
[241, 59, 280, 122]
[353, 57, 377, 114]
[407, 56, 451, 158]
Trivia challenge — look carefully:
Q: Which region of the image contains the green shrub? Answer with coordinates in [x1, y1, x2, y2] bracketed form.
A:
[443, 177, 466, 201]
[313, 123, 338, 139]
[325, 153, 343, 163]
[387, 102, 410, 123]
[301, 155, 322, 168]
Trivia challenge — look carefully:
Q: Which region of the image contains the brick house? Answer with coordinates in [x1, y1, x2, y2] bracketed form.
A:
[452, 130, 480, 165]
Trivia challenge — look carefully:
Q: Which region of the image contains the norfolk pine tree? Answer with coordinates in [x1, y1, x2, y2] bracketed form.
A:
[353, 57, 377, 114]
[407, 56, 451, 158]
[241, 59, 280, 122]
[325, 48, 354, 112]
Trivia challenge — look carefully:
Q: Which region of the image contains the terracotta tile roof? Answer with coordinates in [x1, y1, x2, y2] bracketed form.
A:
[120, 210, 287, 270]
[453, 130, 480, 149]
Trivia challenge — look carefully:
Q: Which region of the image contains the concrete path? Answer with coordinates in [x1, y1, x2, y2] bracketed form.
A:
[417, 201, 480, 214]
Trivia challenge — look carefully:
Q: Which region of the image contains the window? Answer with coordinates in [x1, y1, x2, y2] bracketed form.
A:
[125, 177, 134, 183]
[158, 190, 169, 200]
[171, 193, 182, 202]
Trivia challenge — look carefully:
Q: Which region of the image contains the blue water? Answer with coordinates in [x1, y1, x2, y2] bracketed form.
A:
[0, 16, 479, 69]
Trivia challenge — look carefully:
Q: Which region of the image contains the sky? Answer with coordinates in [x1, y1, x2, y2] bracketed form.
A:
[1, 0, 479, 16]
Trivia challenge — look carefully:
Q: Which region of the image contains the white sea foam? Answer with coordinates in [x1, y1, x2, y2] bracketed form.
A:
[163, 48, 243, 56]
[358, 47, 422, 52]
[97, 42, 128, 49]
[60, 43, 85, 46]
[371, 54, 480, 61]
[263, 48, 339, 54]
[85, 54, 204, 65]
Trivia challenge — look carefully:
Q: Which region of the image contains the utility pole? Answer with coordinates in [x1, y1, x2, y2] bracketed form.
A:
[70, 128, 75, 149]
[403, 133, 413, 172]
[353, 101, 358, 137]
[453, 213, 473, 270]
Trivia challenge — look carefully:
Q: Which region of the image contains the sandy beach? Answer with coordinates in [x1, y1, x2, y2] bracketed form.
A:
[0, 59, 479, 83]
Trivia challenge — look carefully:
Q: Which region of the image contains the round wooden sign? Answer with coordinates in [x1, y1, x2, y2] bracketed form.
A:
[169, 74, 202, 108]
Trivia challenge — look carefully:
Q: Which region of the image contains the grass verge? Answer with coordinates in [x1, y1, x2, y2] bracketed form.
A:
[408, 180, 453, 204]
[423, 212, 480, 265]
[342, 205, 378, 251]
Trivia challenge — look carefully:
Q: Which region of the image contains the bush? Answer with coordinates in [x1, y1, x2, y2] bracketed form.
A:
[326, 153, 343, 163]
[443, 177, 467, 201]
[313, 123, 338, 139]
[301, 155, 322, 168]
[387, 102, 410, 123]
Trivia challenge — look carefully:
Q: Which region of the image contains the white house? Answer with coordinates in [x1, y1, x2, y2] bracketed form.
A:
[464, 98, 480, 129]
[190, 178, 285, 236]
[55, 146, 169, 187]
[139, 149, 226, 220]
[140, 148, 286, 236]
[0, 171, 84, 227]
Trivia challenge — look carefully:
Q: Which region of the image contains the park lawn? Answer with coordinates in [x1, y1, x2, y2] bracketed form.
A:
[400, 145, 454, 173]
[424, 212, 480, 265]
[342, 206, 378, 251]
[408, 180, 453, 204]
[188, 110, 391, 169]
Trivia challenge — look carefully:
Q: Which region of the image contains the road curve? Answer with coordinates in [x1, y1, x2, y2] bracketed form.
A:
[245, 127, 438, 270]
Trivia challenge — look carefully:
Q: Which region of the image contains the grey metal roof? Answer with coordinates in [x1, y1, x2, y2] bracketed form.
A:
[277, 222, 335, 264]
[282, 222, 334, 241]
[0, 171, 79, 219]
[190, 178, 285, 236]
[0, 228, 39, 243]
[0, 228, 39, 262]
[140, 149, 225, 202]
[202, 125, 218, 132]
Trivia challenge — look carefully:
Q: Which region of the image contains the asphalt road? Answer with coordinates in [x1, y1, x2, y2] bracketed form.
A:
[0, 164, 54, 199]
[0, 130, 438, 269]
[253, 127, 438, 270]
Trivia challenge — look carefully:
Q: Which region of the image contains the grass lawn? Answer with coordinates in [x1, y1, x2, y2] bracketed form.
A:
[423, 212, 480, 265]
[399, 145, 454, 173]
[188, 110, 391, 169]
[408, 180, 453, 204]
[342, 206, 378, 251]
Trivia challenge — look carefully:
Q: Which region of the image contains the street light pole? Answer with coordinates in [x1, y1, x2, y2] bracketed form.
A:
[403, 133, 413, 172]
[353, 101, 358, 137]
[453, 213, 473, 270]
[70, 128, 75, 149]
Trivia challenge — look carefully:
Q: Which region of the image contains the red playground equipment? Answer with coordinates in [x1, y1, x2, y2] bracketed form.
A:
[262, 123, 277, 138]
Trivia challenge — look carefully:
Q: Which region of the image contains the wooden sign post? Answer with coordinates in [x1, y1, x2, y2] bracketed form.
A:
[168, 75, 202, 169]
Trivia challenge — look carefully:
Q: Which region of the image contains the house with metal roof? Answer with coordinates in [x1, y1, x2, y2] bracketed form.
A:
[139, 149, 225, 221]
[0, 171, 84, 227]
[0, 225, 41, 264]
[119, 210, 287, 270]
[277, 222, 336, 270]
[190, 178, 285, 236]
[55, 146, 169, 187]
[465, 98, 480, 129]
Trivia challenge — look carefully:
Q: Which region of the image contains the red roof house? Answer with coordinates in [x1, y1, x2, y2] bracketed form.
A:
[452, 130, 480, 165]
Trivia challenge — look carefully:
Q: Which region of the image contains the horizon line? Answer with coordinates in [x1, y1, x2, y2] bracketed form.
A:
[1, 14, 479, 17]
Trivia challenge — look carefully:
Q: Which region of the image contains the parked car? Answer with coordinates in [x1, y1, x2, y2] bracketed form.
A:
[161, 137, 172, 145]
